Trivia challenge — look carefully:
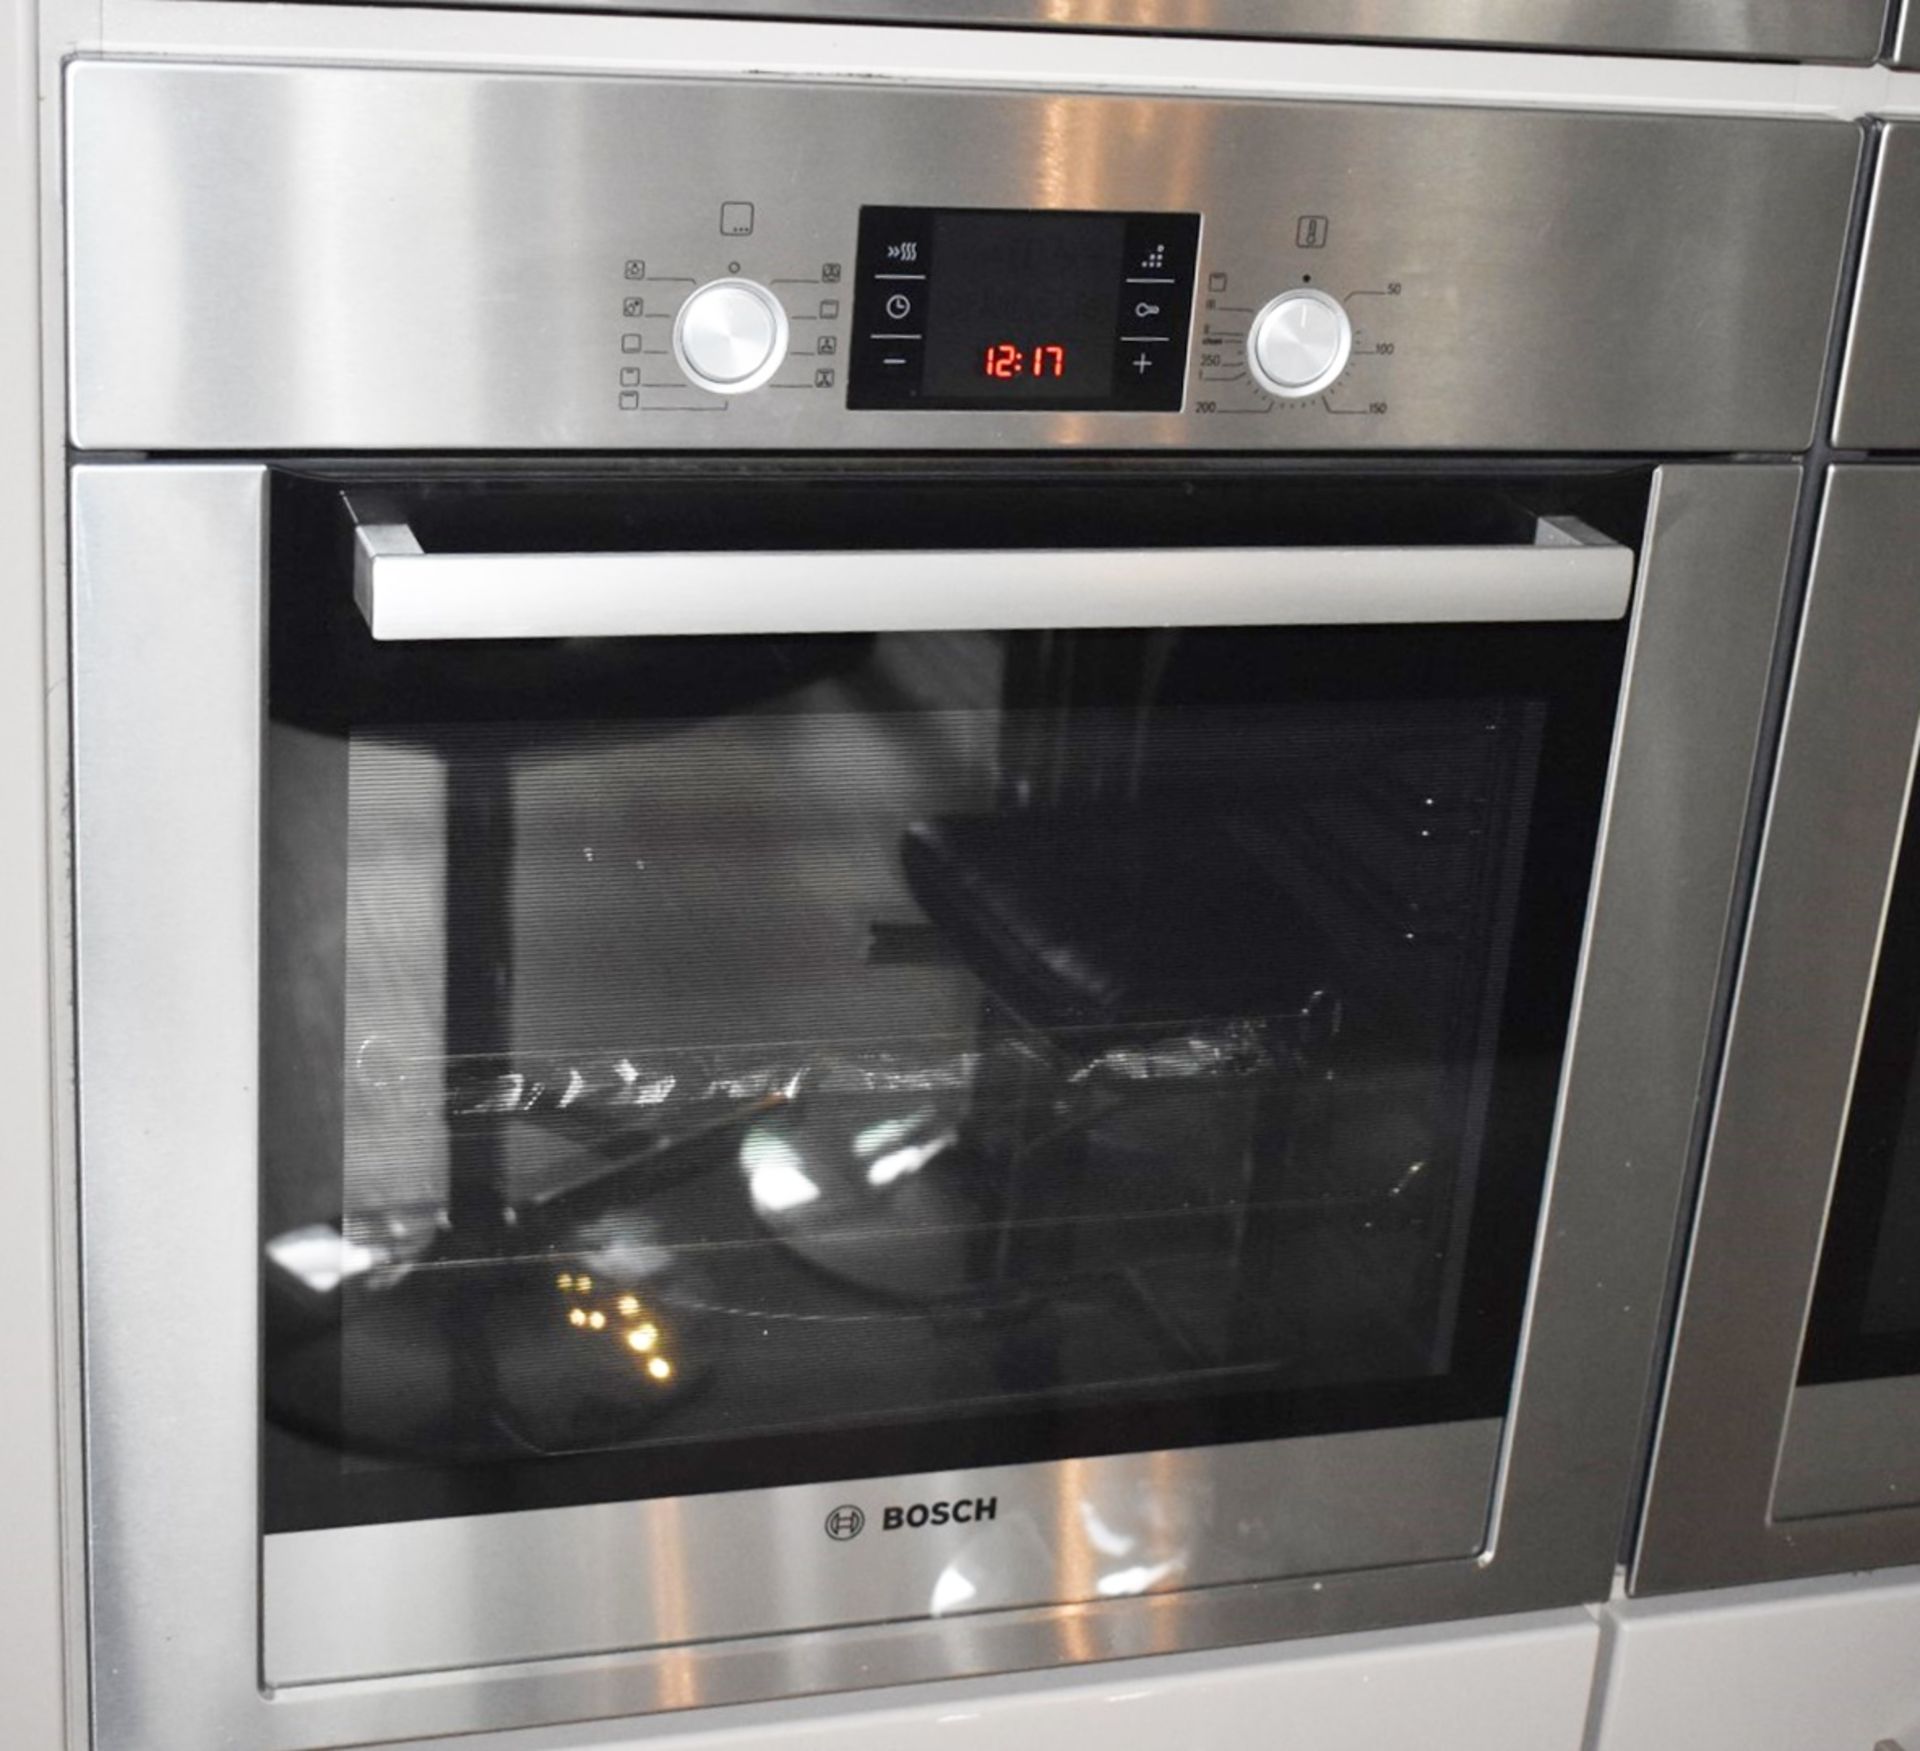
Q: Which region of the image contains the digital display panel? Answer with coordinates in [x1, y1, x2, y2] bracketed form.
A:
[847, 206, 1200, 412]
[919, 210, 1123, 403]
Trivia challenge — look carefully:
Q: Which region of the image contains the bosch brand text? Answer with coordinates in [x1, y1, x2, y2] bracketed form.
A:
[881, 1497, 998, 1531]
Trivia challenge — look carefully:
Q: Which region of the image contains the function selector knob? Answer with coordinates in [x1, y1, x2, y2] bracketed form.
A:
[1247, 288, 1354, 400]
[672, 279, 790, 395]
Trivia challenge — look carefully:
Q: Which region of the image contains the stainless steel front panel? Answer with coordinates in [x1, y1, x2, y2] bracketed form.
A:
[266, 1421, 1499, 1683]
[1836, 127, 1920, 448]
[1634, 467, 1920, 1596]
[203, 0, 1892, 64]
[75, 462, 1800, 1746]
[66, 64, 1862, 454]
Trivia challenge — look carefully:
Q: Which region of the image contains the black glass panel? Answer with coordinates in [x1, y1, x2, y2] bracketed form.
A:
[1801, 785, 1920, 1385]
[261, 463, 1634, 1534]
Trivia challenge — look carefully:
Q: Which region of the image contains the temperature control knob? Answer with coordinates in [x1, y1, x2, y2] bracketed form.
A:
[672, 279, 790, 396]
[1247, 288, 1354, 400]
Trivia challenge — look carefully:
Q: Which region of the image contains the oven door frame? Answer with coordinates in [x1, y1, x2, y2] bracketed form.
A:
[73, 459, 1798, 1749]
[1634, 465, 1920, 1595]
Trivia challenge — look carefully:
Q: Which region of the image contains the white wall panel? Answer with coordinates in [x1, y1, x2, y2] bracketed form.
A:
[0, 0, 67, 1744]
[1593, 1568, 1920, 1751]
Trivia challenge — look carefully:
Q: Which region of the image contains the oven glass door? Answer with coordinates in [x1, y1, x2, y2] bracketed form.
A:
[1786, 778, 1920, 1516]
[260, 464, 1634, 1675]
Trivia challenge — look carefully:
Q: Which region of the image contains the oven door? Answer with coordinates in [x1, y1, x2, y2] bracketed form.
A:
[1636, 466, 1920, 1593]
[75, 460, 1799, 1748]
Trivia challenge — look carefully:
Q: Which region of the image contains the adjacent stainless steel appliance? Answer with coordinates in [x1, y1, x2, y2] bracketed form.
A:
[1634, 123, 1920, 1595]
[212, 0, 1895, 63]
[67, 60, 1861, 1749]
[1891, 2, 1919, 66]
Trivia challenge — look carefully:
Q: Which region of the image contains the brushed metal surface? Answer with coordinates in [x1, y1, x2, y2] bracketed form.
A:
[66, 63, 1862, 455]
[1836, 128, 1920, 449]
[73, 461, 1800, 1746]
[351, 515, 1632, 639]
[1634, 467, 1920, 1597]
[198, 0, 1891, 64]
[1775, 1377, 1920, 1519]
[409, 1609, 1605, 1751]
[266, 1421, 1500, 1683]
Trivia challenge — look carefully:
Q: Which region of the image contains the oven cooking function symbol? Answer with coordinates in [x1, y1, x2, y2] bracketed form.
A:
[885, 292, 914, 322]
[720, 201, 755, 237]
[624, 259, 645, 280]
[1296, 215, 1330, 249]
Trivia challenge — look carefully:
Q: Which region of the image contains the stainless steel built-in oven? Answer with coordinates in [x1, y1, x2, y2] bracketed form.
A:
[1634, 123, 1920, 1595]
[66, 61, 1860, 1751]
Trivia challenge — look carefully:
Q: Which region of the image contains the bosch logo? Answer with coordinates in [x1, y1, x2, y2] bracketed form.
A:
[823, 1497, 998, 1541]
[883, 1497, 997, 1531]
[824, 1505, 866, 1542]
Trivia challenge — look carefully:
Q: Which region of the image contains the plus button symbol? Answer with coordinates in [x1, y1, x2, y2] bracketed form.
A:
[1131, 352, 1154, 375]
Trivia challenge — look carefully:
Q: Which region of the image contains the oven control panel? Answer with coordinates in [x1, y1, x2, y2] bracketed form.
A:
[67, 63, 1860, 453]
[606, 210, 1416, 435]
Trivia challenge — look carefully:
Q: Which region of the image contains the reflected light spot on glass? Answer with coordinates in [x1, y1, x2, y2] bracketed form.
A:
[626, 1324, 659, 1353]
[743, 1133, 821, 1213]
[588, 1310, 607, 1330]
[646, 1356, 673, 1381]
[555, 1272, 574, 1290]
[866, 1129, 958, 1189]
[1389, 1159, 1428, 1197]
[567, 1308, 587, 1328]
[576, 1275, 592, 1292]
[618, 1294, 641, 1317]
[852, 1108, 936, 1160]
[265, 1225, 377, 1295]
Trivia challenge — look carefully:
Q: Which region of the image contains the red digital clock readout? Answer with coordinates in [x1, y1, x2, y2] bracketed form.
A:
[983, 343, 1068, 381]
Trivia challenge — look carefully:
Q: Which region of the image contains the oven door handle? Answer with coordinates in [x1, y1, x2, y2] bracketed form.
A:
[350, 514, 1632, 640]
